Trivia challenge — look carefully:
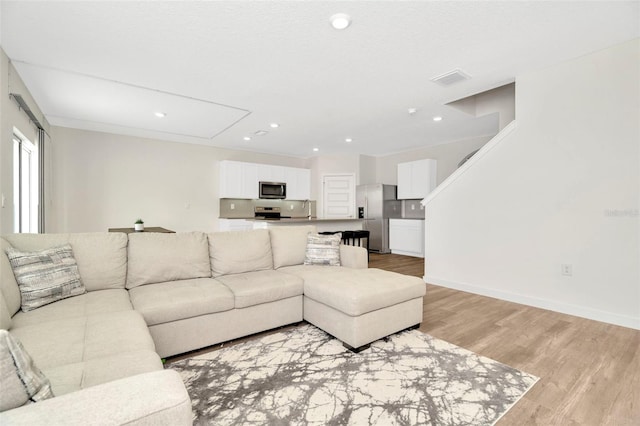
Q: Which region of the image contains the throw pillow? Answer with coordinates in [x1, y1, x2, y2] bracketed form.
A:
[304, 233, 341, 266]
[5, 244, 86, 312]
[0, 329, 54, 411]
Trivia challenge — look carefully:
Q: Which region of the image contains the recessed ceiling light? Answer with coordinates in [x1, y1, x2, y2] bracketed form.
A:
[154, 112, 166, 118]
[330, 13, 351, 30]
[313, 148, 319, 152]
[243, 136, 251, 141]
[270, 123, 279, 128]
[408, 108, 417, 115]
[433, 116, 443, 122]
[254, 130, 269, 136]
[345, 138, 353, 143]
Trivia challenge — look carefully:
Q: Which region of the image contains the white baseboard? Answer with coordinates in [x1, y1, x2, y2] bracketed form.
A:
[424, 275, 640, 330]
[390, 249, 424, 258]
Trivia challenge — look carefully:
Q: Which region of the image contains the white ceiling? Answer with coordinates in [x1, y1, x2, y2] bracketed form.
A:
[1, 1, 638, 158]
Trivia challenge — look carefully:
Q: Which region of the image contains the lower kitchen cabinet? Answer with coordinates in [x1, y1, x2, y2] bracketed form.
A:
[389, 219, 425, 258]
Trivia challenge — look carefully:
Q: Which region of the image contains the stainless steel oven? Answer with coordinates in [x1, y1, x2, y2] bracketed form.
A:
[259, 181, 286, 199]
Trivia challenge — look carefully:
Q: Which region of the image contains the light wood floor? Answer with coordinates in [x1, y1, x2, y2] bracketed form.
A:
[369, 253, 640, 426]
[168, 253, 639, 425]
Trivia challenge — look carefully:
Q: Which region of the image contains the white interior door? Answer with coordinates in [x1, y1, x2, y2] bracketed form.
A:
[322, 174, 355, 219]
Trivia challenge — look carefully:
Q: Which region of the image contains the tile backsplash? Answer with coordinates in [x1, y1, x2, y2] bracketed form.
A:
[220, 199, 316, 218]
[402, 199, 425, 219]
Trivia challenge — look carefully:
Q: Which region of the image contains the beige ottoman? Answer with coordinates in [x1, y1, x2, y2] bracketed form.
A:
[281, 266, 426, 351]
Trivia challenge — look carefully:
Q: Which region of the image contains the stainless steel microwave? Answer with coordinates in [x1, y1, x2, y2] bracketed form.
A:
[259, 181, 286, 199]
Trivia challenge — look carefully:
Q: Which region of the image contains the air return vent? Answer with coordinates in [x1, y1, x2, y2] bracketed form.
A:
[431, 69, 471, 86]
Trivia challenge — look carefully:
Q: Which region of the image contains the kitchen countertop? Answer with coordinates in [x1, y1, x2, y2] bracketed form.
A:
[220, 217, 362, 223]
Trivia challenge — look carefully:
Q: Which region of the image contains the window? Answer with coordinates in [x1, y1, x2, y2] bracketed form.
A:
[13, 131, 39, 233]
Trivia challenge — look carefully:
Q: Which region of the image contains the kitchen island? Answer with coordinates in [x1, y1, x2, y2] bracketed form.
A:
[218, 218, 363, 233]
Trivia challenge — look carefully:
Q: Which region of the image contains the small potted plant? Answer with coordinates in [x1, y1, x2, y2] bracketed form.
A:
[134, 218, 144, 232]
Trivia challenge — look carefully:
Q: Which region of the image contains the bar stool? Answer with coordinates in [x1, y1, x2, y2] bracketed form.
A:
[352, 230, 370, 261]
[340, 231, 355, 246]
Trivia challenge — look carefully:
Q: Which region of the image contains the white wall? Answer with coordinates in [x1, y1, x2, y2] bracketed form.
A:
[49, 127, 306, 232]
[448, 83, 516, 131]
[358, 155, 377, 185]
[424, 39, 640, 329]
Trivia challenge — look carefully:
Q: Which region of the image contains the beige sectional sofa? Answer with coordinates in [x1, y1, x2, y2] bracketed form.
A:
[0, 225, 425, 424]
[0, 232, 192, 425]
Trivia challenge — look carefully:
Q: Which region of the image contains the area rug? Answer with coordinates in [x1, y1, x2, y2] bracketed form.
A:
[169, 324, 538, 425]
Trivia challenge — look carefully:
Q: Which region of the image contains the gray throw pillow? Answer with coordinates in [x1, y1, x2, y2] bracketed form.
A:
[0, 329, 54, 411]
[304, 233, 341, 266]
[5, 244, 86, 312]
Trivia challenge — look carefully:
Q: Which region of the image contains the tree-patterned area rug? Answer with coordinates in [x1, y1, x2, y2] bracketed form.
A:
[168, 324, 538, 425]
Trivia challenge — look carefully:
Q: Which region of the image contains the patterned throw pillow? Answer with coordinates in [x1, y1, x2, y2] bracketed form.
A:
[5, 244, 86, 312]
[304, 233, 341, 266]
[0, 329, 54, 411]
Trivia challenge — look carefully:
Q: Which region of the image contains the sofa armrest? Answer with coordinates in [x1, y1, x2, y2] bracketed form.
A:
[0, 370, 192, 426]
[340, 244, 368, 269]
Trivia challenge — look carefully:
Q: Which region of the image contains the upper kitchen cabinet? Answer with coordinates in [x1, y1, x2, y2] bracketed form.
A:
[219, 160, 310, 200]
[397, 159, 437, 200]
[285, 167, 311, 200]
[219, 160, 258, 199]
[257, 164, 286, 183]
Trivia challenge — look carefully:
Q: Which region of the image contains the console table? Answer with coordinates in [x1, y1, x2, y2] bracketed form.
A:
[108, 227, 175, 234]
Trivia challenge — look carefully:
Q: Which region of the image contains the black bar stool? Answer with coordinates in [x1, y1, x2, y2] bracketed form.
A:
[352, 230, 370, 261]
[340, 231, 355, 245]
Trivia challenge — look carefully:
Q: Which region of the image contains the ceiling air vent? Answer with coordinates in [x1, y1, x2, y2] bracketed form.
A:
[431, 69, 471, 86]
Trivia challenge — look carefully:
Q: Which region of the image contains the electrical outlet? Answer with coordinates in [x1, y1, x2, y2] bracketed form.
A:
[561, 264, 573, 276]
[411, 205, 416, 210]
[230, 203, 235, 210]
[290, 204, 294, 210]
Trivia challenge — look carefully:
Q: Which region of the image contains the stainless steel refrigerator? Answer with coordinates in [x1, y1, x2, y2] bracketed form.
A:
[356, 184, 401, 253]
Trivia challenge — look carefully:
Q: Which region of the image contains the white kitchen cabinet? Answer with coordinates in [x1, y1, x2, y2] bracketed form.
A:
[219, 161, 259, 199]
[257, 164, 286, 183]
[397, 159, 437, 199]
[220, 160, 310, 200]
[285, 167, 311, 200]
[389, 219, 425, 257]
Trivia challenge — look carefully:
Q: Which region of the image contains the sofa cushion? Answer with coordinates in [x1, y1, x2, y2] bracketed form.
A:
[11, 289, 132, 329]
[1, 238, 21, 317]
[10, 311, 155, 371]
[128, 278, 234, 326]
[280, 266, 426, 316]
[216, 270, 304, 308]
[304, 233, 341, 266]
[5, 245, 86, 312]
[0, 370, 192, 426]
[269, 225, 317, 269]
[126, 232, 211, 289]
[42, 350, 162, 396]
[4, 233, 128, 292]
[0, 292, 12, 330]
[208, 229, 273, 277]
[0, 329, 54, 411]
